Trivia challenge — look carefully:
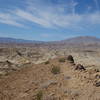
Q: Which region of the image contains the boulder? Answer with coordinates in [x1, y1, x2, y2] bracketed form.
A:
[67, 55, 74, 63]
[94, 81, 100, 87]
[75, 64, 86, 71]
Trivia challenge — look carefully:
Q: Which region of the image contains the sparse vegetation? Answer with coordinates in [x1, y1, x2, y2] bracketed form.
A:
[51, 65, 60, 74]
[16, 50, 22, 56]
[45, 61, 50, 65]
[0, 71, 9, 77]
[36, 90, 43, 100]
[59, 58, 66, 63]
[94, 69, 100, 72]
[1, 37, 100, 100]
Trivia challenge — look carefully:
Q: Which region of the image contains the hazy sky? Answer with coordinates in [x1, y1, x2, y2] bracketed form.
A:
[0, 0, 100, 41]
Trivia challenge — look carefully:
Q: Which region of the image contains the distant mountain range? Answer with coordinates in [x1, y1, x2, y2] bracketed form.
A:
[61, 36, 100, 45]
[0, 37, 44, 44]
[0, 36, 100, 45]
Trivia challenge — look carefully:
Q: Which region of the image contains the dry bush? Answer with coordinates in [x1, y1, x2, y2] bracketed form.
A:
[51, 65, 60, 74]
[59, 58, 66, 63]
[45, 61, 50, 65]
[36, 90, 43, 100]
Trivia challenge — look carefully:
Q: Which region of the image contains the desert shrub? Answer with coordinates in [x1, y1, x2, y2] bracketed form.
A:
[16, 51, 22, 56]
[59, 58, 66, 63]
[45, 61, 50, 65]
[0, 74, 3, 78]
[67, 55, 74, 63]
[51, 65, 60, 74]
[0, 71, 9, 77]
[36, 90, 43, 100]
[94, 69, 100, 72]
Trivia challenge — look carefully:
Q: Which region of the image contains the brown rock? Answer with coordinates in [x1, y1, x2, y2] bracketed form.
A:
[94, 81, 100, 87]
[75, 64, 86, 71]
[67, 55, 74, 63]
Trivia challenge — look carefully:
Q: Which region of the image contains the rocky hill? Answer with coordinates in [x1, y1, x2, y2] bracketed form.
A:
[61, 36, 100, 45]
[0, 36, 100, 76]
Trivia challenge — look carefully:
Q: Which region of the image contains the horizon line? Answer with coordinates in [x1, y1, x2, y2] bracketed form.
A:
[0, 35, 99, 42]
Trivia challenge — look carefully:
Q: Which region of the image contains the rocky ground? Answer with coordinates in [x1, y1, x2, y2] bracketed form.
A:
[0, 43, 100, 100]
[0, 56, 100, 100]
[0, 45, 100, 76]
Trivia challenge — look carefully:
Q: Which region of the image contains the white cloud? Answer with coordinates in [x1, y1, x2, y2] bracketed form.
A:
[15, 9, 52, 27]
[0, 13, 24, 27]
[0, 0, 100, 30]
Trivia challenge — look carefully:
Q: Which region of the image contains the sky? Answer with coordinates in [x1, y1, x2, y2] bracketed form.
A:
[0, 0, 100, 41]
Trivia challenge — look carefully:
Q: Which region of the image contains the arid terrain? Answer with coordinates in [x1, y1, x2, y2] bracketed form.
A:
[0, 36, 100, 100]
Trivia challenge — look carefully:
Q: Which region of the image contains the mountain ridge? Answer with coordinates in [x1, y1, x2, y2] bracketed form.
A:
[0, 37, 44, 43]
[61, 36, 100, 44]
[0, 36, 100, 44]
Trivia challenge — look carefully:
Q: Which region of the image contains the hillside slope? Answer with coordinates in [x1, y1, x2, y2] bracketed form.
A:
[60, 36, 100, 45]
[0, 56, 100, 100]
